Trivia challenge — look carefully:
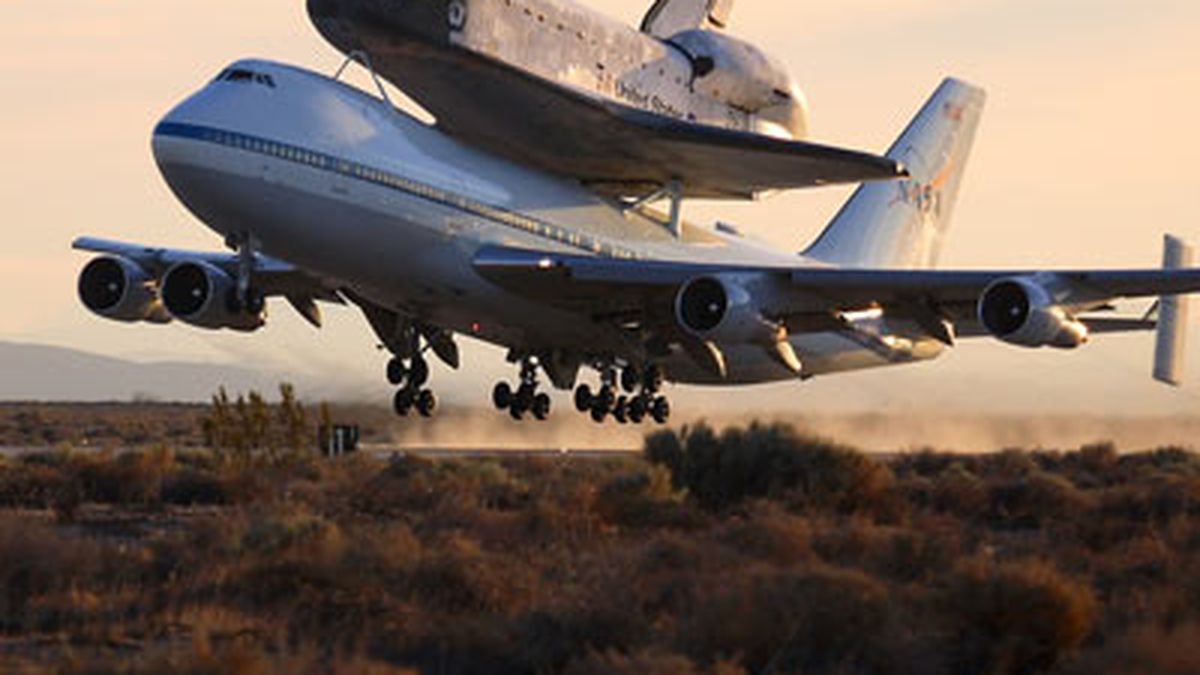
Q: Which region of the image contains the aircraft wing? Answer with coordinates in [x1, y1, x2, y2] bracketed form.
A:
[473, 245, 1200, 334]
[73, 237, 344, 325]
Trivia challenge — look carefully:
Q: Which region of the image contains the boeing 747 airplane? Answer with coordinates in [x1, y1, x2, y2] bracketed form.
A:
[74, 55, 1197, 424]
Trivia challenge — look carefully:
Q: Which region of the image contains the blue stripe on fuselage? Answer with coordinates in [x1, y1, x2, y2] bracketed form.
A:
[153, 122, 639, 260]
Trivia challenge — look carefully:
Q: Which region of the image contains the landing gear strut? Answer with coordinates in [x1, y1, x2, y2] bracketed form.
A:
[574, 363, 670, 425]
[493, 357, 552, 422]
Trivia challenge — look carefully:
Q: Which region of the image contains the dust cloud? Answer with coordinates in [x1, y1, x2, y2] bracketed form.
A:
[365, 405, 1200, 454]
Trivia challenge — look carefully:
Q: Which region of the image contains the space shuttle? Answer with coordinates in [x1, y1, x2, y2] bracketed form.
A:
[307, 0, 907, 200]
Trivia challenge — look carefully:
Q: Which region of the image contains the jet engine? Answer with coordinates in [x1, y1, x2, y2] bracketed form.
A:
[977, 277, 1089, 349]
[675, 275, 780, 344]
[78, 256, 170, 324]
[668, 29, 808, 138]
[160, 261, 265, 332]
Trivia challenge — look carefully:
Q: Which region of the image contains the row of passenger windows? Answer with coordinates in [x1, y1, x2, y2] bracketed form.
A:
[204, 128, 636, 259]
[215, 68, 277, 88]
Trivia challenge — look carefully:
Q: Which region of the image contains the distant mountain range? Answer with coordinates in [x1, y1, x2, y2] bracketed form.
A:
[0, 341, 287, 402]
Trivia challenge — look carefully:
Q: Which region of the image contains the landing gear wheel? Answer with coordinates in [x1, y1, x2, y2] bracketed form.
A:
[532, 393, 552, 421]
[416, 389, 438, 418]
[510, 405, 525, 421]
[614, 397, 629, 424]
[628, 396, 647, 424]
[621, 367, 640, 394]
[651, 397, 671, 425]
[597, 386, 616, 412]
[408, 358, 430, 388]
[393, 388, 416, 416]
[574, 384, 593, 413]
[493, 382, 513, 410]
[590, 403, 608, 423]
[387, 358, 408, 386]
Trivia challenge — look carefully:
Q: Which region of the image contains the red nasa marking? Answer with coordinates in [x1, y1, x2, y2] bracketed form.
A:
[942, 102, 965, 121]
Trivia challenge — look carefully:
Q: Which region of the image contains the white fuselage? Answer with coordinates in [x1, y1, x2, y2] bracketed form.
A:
[152, 60, 943, 386]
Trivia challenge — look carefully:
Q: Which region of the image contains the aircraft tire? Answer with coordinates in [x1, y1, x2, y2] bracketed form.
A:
[598, 386, 616, 412]
[416, 390, 438, 418]
[393, 388, 415, 416]
[613, 397, 629, 424]
[409, 358, 430, 388]
[387, 358, 408, 386]
[533, 393, 552, 421]
[493, 382, 513, 410]
[628, 396, 648, 423]
[621, 367, 640, 394]
[651, 397, 671, 425]
[590, 403, 608, 423]
[574, 384, 593, 412]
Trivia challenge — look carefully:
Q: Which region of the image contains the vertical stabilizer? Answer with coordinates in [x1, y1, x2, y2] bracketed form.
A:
[641, 0, 734, 37]
[1154, 235, 1194, 386]
[804, 78, 986, 269]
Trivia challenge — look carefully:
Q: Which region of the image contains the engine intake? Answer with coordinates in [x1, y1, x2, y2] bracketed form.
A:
[675, 275, 779, 344]
[78, 256, 169, 324]
[978, 277, 1089, 349]
[161, 261, 265, 332]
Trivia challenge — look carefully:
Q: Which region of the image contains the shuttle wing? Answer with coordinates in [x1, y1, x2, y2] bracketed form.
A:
[352, 46, 904, 199]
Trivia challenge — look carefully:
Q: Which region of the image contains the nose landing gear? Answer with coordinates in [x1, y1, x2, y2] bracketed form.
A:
[493, 357, 553, 422]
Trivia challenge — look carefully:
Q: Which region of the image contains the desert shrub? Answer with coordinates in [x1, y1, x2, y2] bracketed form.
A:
[941, 559, 1096, 675]
[0, 514, 110, 630]
[679, 566, 892, 674]
[566, 649, 736, 675]
[715, 502, 813, 566]
[985, 470, 1095, 530]
[595, 465, 684, 529]
[162, 466, 228, 505]
[0, 459, 70, 509]
[929, 463, 989, 520]
[1065, 623, 1200, 675]
[646, 423, 898, 516]
[408, 533, 530, 614]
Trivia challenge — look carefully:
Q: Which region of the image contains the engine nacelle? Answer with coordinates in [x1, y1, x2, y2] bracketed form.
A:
[668, 29, 808, 138]
[977, 277, 1089, 349]
[160, 261, 265, 332]
[675, 275, 779, 344]
[78, 256, 170, 324]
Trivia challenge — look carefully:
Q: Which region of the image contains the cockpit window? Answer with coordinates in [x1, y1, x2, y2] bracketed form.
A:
[214, 68, 276, 88]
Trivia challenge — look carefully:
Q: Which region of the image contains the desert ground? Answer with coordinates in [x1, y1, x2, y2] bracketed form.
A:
[0, 396, 1197, 674]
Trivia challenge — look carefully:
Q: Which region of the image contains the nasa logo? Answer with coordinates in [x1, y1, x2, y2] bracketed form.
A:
[448, 0, 468, 31]
[942, 102, 965, 122]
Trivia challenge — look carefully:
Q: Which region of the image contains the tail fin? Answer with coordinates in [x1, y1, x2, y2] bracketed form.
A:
[803, 78, 986, 269]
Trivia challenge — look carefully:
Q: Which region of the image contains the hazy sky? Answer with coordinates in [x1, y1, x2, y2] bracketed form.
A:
[2, 1, 1199, 415]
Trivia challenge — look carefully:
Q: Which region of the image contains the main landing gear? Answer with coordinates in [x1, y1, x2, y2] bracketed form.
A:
[492, 357, 552, 421]
[574, 364, 671, 425]
[388, 352, 438, 418]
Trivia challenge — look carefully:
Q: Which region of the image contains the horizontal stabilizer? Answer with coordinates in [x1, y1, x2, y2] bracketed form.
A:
[1154, 235, 1194, 386]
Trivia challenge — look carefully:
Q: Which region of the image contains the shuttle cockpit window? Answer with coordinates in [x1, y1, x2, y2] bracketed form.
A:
[214, 68, 277, 89]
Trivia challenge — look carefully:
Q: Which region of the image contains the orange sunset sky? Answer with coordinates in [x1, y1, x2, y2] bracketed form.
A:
[1, 0, 1198, 415]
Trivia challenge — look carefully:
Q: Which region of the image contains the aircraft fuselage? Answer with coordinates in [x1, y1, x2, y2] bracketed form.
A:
[152, 60, 943, 387]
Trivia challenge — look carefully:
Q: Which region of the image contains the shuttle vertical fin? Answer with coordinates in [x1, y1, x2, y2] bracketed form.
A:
[1154, 235, 1194, 386]
[641, 0, 734, 37]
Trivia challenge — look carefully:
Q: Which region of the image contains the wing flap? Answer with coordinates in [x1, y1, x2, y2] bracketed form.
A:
[475, 245, 1200, 330]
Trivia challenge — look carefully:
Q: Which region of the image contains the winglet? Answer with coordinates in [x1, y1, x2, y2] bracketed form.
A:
[1153, 234, 1194, 386]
